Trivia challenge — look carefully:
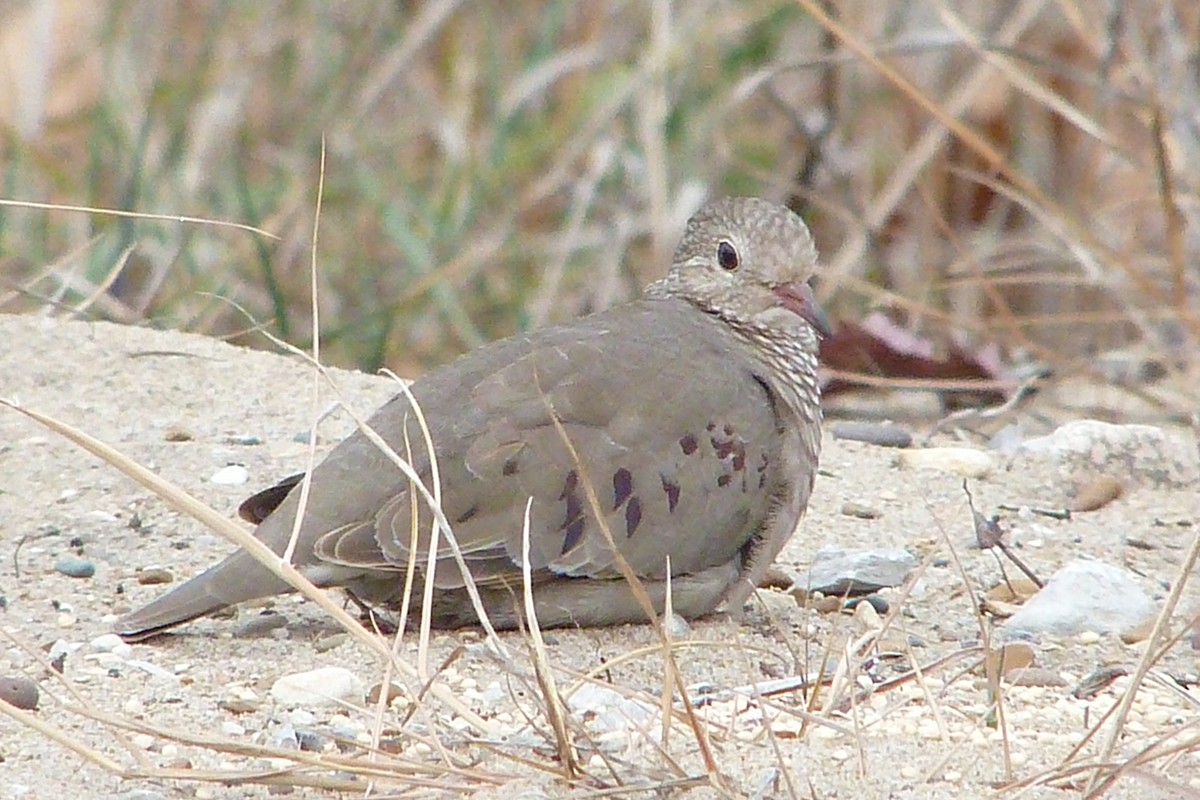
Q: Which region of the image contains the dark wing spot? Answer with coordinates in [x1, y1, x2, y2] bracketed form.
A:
[502, 455, 519, 476]
[561, 492, 585, 554]
[679, 434, 698, 455]
[661, 475, 680, 512]
[712, 437, 736, 460]
[612, 467, 633, 510]
[723, 423, 734, 436]
[625, 496, 642, 538]
[717, 474, 732, 488]
[559, 469, 578, 501]
[705, 422, 716, 432]
[456, 505, 479, 524]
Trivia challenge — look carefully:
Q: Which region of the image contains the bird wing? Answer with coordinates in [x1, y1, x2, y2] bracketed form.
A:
[308, 298, 787, 592]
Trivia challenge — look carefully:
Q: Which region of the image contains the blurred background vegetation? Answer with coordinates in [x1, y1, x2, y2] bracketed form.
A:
[0, 1, 1196, 415]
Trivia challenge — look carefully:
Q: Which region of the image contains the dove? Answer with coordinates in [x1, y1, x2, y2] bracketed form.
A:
[117, 196, 828, 639]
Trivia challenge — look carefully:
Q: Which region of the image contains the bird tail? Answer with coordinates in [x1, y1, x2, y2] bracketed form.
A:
[115, 551, 293, 641]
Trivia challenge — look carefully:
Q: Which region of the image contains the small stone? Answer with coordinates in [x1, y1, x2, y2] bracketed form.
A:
[234, 611, 288, 637]
[270, 667, 365, 708]
[986, 642, 1035, 680]
[845, 595, 889, 615]
[219, 697, 261, 714]
[1070, 475, 1123, 512]
[90, 634, 133, 658]
[54, 557, 95, 578]
[1079, 630, 1102, 645]
[211, 465, 249, 486]
[313, 633, 348, 653]
[367, 682, 406, 706]
[226, 435, 264, 446]
[163, 428, 193, 442]
[830, 421, 913, 448]
[896, 447, 993, 478]
[135, 567, 174, 586]
[840, 501, 881, 519]
[799, 548, 917, 595]
[0, 676, 39, 710]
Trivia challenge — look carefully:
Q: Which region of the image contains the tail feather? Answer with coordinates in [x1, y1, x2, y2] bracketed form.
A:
[116, 551, 293, 641]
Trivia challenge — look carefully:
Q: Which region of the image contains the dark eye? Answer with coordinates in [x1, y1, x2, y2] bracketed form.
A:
[717, 240, 739, 271]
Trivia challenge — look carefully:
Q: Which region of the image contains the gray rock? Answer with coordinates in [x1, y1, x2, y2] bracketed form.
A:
[799, 548, 918, 595]
[54, 557, 95, 578]
[1014, 420, 1198, 488]
[830, 421, 913, 448]
[1004, 560, 1155, 637]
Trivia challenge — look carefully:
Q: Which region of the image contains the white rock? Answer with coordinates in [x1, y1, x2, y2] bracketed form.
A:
[270, 666, 364, 708]
[1004, 560, 1156, 637]
[210, 464, 250, 485]
[1015, 420, 1199, 488]
[90, 633, 133, 658]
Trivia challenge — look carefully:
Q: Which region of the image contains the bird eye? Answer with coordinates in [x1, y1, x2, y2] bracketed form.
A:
[717, 240, 739, 271]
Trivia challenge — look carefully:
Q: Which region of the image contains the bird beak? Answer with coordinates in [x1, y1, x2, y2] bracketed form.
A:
[772, 281, 832, 339]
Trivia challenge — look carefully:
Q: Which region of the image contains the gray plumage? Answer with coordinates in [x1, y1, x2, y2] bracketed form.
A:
[117, 196, 827, 640]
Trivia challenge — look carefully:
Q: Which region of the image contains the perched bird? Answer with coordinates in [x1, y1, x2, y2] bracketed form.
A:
[117, 196, 828, 640]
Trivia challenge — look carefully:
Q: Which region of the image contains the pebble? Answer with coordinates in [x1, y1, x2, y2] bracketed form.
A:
[845, 595, 889, 615]
[135, 567, 174, 586]
[270, 667, 364, 708]
[210, 464, 250, 486]
[54, 557, 95, 578]
[234, 611, 289, 637]
[830, 421, 913, 448]
[896, 447, 993, 478]
[313, 633, 348, 653]
[90, 634, 134, 659]
[830, 748, 851, 762]
[226, 434, 263, 446]
[840, 501, 881, 519]
[0, 676, 39, 709]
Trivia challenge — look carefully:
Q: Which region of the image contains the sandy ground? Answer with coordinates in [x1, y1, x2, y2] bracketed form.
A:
[1, 313, 1197, 799]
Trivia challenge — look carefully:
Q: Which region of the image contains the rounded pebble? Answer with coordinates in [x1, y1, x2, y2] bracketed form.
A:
[831, 421, 914, 448]
[135, 567, 174, 586]
[54, 557, 95, 578]
[845, 595, 889, 615]
[210, 464, 250, 486]
[0, 676, 39, 710]
[1079, 630, 1102, 645]
[271, 667, 365, 708]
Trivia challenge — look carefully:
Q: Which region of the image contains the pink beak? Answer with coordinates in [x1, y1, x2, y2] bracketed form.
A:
[772, 282, 832, 339]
